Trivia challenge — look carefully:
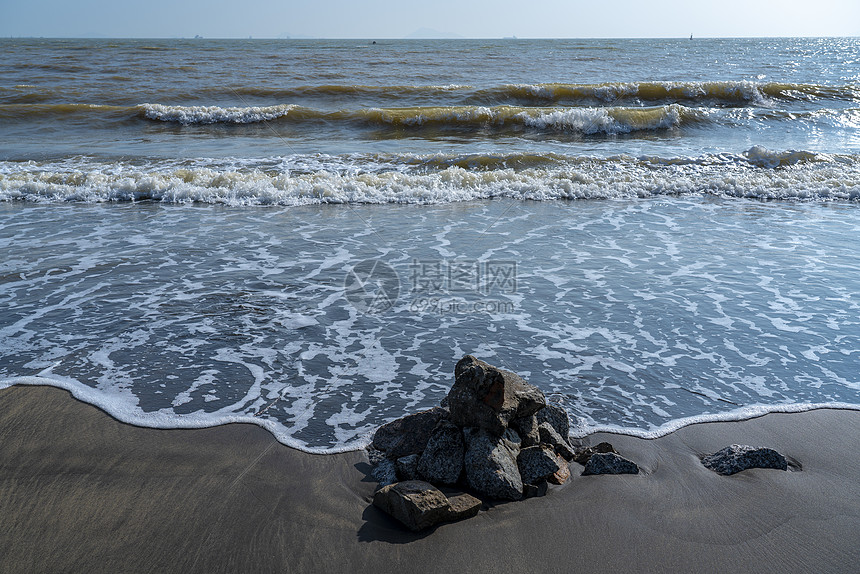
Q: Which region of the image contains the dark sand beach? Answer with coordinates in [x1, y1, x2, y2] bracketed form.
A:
[1, 384, 858, 573]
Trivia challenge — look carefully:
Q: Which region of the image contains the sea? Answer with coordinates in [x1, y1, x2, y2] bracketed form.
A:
[1, 37, 859, 453]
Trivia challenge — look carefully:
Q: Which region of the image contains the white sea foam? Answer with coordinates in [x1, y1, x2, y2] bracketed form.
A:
[1, 149, 857, 205]
[509, 80, 773, 106]
[567, 401, 860, 440]
[3, 155, 859, 453]
[142, 103, 297, 125]
[0, 375, 367, 454]
[519, 105, 683, 134]
[4, 374, 858, 449]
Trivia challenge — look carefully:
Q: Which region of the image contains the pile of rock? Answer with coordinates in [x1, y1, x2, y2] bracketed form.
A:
[369, 355, 640, 530]
[367, 355, 798, 531]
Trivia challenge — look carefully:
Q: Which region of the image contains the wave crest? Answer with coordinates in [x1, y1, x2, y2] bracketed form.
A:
[2, 149, 857, 205]
[495, 81, 860, 105]
[141, 103, 297, 124]
[141, 102, 694, 133]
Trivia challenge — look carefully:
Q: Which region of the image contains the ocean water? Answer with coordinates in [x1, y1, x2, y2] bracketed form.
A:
[1, 38, 859, 452]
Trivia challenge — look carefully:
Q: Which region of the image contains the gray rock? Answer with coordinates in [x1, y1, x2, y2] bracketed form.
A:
[366, 445, 387, 467]
[463, 427, 523, 501]
[396, 454, 420, 481]
[536, 403, 570, 440]
[538, 422, 575, 461]
[372, 458, 399, 486]
[448, 355, 546, 436]
[373, 480, 453, 531]
[372, 407, 447, 459]
[517, 445, 562, 486]
[510, 414, 540, 448]
[701, 444, 788, 476]
[548, 454, 572, 485]
[582, 452, 640, 476]
[573, 442, 618, 466]
[446, 493, 482, 520]
[417, 420, 465, 485]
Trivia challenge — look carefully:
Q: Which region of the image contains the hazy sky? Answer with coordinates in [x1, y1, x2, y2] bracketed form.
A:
[2, 0, 859, 39]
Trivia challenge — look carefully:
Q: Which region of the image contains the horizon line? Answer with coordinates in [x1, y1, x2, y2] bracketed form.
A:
[3, 34, 859, 40]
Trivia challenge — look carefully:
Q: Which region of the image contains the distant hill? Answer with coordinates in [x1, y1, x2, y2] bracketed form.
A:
[405, 27, 462, 39]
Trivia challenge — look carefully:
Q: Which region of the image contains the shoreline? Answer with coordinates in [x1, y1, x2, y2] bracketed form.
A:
[1, 385, 859, 573]
[6, 375, 860, 453]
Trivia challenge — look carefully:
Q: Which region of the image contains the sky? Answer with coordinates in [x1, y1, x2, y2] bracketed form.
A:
[2, 0, 859, 39]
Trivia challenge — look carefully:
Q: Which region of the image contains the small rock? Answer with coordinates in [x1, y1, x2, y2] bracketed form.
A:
[573, 442, 618, 466]
[371, 458, 399, 487]
[463, 427, 523, 501]
[538, 422, 575, 461]
[446, 493, 482, 520]
[510, 414, 541, 448]
[582, 452, 640, 476]
[517, 445, 562, 486]
[448, 355, 546, 436]
[417, 420, 465, 485]
[548, 459, 571, 485]
[701, 444, 788, 476]
[372, 407, 447, 459]
[536, 403, 570, 439]
[373, 480, 453, 532]
[396, 454, 420, 481]
[366, 445, 387, 467]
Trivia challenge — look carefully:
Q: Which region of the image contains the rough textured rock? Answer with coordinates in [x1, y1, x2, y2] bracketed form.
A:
[573, 442, 618, 466]
[701, 444, 788, 476]
[548, 460, 571, 485]
[448, 355, 546, 436]
[366, 445, 387, 467]
[373, 481, 454, 531]
[517, 445, 562, 486]
[417, 420, 465, 485]
[396, 454, 420, 481]
[446, 493, 482, 520]
[463, 427, 523, 500]
[510, 414, 541, 448]
[582, 452, 640, 476]
[371, 458, 399, 487]
[536, 403, 570, 439]
[372, 407, 447, 459]
[538, 422, 575, 461]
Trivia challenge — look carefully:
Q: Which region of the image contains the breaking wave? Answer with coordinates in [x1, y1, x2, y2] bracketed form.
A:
[5, 81, 845, 107]
[159, 81, 860, 106]
[2, 148, 857, 205]
[139, 102, 695, 133]
[489, 81, 860, 106]
[142, 103, 298, 124]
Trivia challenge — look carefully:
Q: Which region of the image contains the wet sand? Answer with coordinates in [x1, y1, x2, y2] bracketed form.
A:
[1, 385, 858, 573]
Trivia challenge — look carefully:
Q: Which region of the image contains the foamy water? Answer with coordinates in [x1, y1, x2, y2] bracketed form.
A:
[2, 150, 859, 205]
[1, 198, 859, 451]
[1, 38, 859, 451]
